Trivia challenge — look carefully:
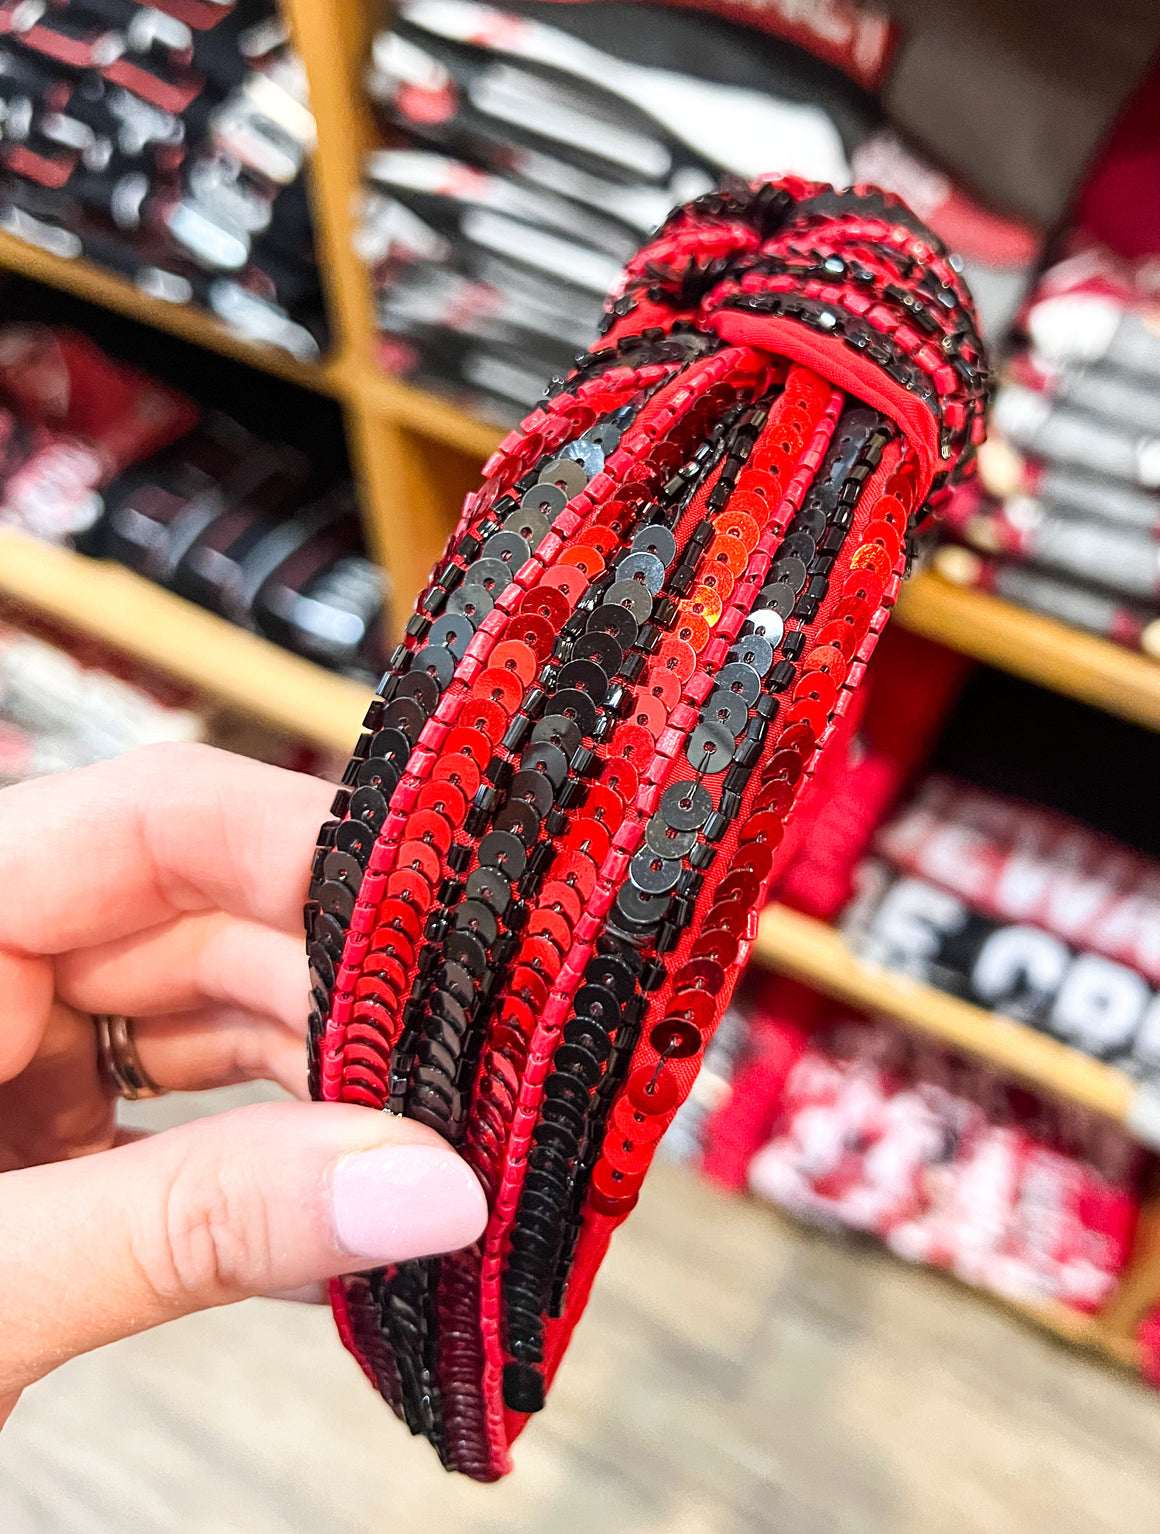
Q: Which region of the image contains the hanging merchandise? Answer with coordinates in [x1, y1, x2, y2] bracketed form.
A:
[305, 175, 986, 1478]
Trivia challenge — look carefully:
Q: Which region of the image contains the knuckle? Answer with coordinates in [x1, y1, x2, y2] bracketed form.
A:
[132, 1119, 273, 1307]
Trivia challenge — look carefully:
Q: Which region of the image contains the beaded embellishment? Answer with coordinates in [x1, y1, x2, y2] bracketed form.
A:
[305, 176, 988, 1479]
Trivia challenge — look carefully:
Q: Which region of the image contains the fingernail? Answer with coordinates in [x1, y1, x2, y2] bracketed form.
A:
[330, 1143, 488, 1262]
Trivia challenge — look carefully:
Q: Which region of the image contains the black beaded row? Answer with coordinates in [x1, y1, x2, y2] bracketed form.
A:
[498, 397, 778, 1408]
[374, 376, 757, 1446]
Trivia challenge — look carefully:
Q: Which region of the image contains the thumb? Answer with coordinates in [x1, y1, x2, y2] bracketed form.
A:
[0, 1101, 487, 1396]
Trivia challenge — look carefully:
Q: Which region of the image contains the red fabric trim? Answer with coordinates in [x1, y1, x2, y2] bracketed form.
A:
[711, 309, 941, 498]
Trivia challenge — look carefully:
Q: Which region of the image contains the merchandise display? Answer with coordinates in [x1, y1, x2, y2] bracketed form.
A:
[305, 174, 986, 1477]
[79, 415, 388, 679]
[845, 775, 1160, 1084]
[936, 245, 1160, 655]
[0, 0, 323, 358]
[0, 321, 388, 678]
[0, 320, 195, 539]
[747, 1009, 1141, 1313]
[0, 0, 1156, 1482]
[360, 0, 1028, 423]
[0, 618, 201, 780]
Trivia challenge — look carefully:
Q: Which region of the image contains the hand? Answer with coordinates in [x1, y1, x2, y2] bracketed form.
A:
[0, 743, 486, 1427]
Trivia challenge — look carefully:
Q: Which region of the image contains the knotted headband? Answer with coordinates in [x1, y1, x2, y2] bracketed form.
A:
[304, 175, 987, 1479]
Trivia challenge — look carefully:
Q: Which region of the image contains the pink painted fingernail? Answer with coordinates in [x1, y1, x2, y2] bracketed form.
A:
[330, 1143, 488, 1262]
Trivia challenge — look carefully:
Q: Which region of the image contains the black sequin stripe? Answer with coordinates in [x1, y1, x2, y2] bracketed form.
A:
[498, 401, 776, 1402]
[304, 681, 413, 1097]
[377, 396, 726, 1447]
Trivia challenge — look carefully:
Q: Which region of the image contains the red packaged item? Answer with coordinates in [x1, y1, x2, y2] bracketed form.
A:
[149, 0, 235, 31]
[305, 176, 986, 1477]
[19, 12, 124, 69]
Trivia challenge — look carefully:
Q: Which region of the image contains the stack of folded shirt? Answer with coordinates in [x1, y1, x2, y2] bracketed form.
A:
[360, 0, 1047, 424]
[0, 0, 322, 358]
[0, 321, 387, 676]
[844, 774, 1160, 1084]
[360, 0, 879, 423]
[747, 1010, 1141, 1313]
[0, 619, 202, 781]
[934, 245, 1160, 655]
[78, 409, 389, 679]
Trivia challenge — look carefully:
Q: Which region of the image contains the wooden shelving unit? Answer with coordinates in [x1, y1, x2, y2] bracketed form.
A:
[0, 0, 1159, 1379]
[895, 571, 1160, 732]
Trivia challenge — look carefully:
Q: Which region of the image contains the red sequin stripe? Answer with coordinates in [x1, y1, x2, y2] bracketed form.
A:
[479, 375, 843, 1462]
[317, 358, 721, 1105]
[440, 367, 763, 1138]
[325, 349, 767, 1115]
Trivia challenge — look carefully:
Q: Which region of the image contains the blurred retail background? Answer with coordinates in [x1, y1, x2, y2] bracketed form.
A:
[4, 0, 1160, 1529]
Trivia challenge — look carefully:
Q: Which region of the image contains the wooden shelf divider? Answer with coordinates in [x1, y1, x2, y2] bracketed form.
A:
[0, 230, 345, 396]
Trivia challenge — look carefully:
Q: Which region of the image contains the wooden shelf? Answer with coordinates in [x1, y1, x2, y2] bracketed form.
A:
[0, 229, 344, 398]
[0, 531, 369, 752]
[895, 571, 1160, 732]
[762, 1191, 1141, 1370]
[752, 903, 1141, 1127]
[751, 900, 1157, 1366]
[998, 1294, 1139, 1371]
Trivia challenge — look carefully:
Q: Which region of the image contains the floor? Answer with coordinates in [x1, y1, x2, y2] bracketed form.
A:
[4, 1086, 1160, 1534]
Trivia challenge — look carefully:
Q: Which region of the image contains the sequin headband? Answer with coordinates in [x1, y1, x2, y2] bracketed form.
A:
[305, 175, 988, 1479]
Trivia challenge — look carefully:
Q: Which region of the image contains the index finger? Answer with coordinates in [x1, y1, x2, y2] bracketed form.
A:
[0, 743, 336, 956]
